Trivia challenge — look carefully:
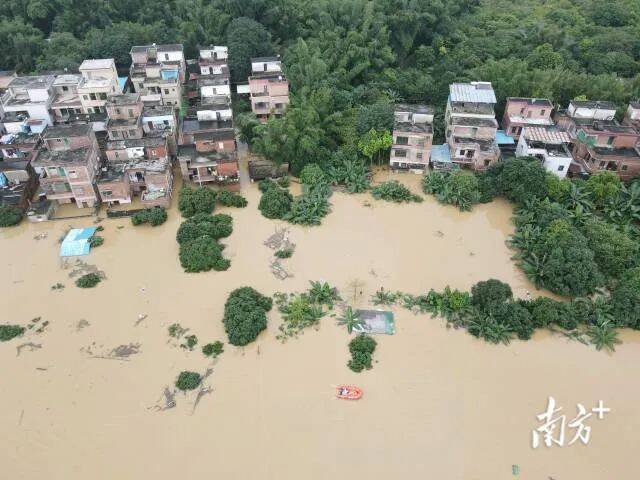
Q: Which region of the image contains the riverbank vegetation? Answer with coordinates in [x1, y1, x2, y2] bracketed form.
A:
[374, 278, 626, 352]
[371, 180, 422, 203]
[422, 158, 640, 331]
[223, 287, 273, 346]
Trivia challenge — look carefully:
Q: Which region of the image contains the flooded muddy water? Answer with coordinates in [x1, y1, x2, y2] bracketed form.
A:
[1, 167, 639, 479]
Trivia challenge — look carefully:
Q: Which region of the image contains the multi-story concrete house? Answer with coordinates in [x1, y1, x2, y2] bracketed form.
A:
[0, 71, 17, 96]
[50, 74, 84, 124]
[178, 118, 238, 187]
[389, 104, 434, 171]
[99, 135, 173, 207]
[1, 75, 55, 132]
[555, 100, 618, 139]
[622, 102, 640, 132]
[105, 93, 144, 141]
[32, 124, 101, 208]
[445, 82, 500, 170]
[0, 131, 40, 208]
[570, 121, 640, 180]
[516, 127, 573, 178]
[502, 97, 554, 140]
[198, 46, 228, 75]
[248, 57, 289, 121]
[554, 99, 640, 179]
[142, 105, 178, 155]
[129, 44, 185, 107]
[78, 59, 121, 115]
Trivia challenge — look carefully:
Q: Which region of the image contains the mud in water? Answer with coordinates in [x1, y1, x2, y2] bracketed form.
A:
[1, 164, 639, 480]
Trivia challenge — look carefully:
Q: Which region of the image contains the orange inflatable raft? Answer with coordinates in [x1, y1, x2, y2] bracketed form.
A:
[336, 385, 362, 400]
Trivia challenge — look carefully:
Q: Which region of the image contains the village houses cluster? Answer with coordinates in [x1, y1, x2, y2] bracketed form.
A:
[1, 44, 640, 219]
[0, 45, 289, 219]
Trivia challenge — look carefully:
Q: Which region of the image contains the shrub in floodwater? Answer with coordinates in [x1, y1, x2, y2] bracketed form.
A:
[223, 287, 273, 346]
[371, 287, 398, 305]
[299, 163, 326, 187]
[181, 334, 198, 350]
[176, 213, 232, 244]
[178, 186, 217, 218]
[307, 281, 340, 308]
[259, 185, 293, 219]
[175, 371, 202, 391]
[371, 180, 422, 203]
[277, 176, 290, 188]
[89, 235, 104, 247]
[202, 341, 224, 358]
[285, 184, 331, 226]
[0, 324, 25, 342]
[131, 207, 168, 226]
[217, 190, 248, 208]
[179, 237, 230, 273]
[168, 323, 187, 338]
[275, 247, 294, 259]
[347, 334, 377, 372]
[75, 273, 102, 288]
[274, 292, 325, 340]
[422, 170, 481, 211]
[470, 279, 513, 315]
[0, 205, 23, 227]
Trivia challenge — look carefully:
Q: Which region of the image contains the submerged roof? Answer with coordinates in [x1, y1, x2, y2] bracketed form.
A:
[59, 227, 98, 257]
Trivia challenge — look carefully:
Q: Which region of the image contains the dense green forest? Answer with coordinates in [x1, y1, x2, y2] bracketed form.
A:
[3, 0, 640, 171]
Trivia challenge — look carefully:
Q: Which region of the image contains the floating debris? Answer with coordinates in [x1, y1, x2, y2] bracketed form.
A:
[16, 342, 42, 357]
[270, 259, 292, 280]
[434, 230, 444, 238]
[135, 314, 147, 326]
[33, 233, 48, 241]
[75, 319, 90, 332]
[51, 283, 65, 291]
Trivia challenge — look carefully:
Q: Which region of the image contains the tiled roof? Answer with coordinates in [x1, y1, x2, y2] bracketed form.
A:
[524, 127, 570, 144]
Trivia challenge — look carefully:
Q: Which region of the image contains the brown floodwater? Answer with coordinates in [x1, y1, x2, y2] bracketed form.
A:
[1, 165, 639, 480]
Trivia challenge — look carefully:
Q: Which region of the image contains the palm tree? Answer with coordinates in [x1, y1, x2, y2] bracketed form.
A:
[564, 183, 593, 211]
[337, 306, 365, 334]
[587, 321, 621, 353]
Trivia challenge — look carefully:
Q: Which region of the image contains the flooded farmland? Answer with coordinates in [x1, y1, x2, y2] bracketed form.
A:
[1, 169, 639, 480]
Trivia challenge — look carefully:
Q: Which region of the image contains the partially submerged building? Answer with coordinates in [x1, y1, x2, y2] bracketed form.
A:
[445, 82, 500, 170]
[516, 127, 573, 178]
[248, 57, 289, 121]
[390, 104, 434, 171]
[32, 124, 101, 208]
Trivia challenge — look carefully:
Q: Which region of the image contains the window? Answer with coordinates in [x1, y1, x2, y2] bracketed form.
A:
[116, 108, 121, 115]
[62, 86, 68, 92]
[129, 129, 137, 136]
[520, 108, 525, 115]
[102, 190, 113, 197]
[83, 95, 89, 100]
[484, 159, 491, 167]
[99, 93, 107, 100]
[511, 126, 518, 134]
[599, 161, 606, 169]
[164, 54, 169, 61]
[128, 109, 134, 118]
[114, 151, 120, 159]
[394, 149, 407, 158]
[90, 93, 97, 100]
[557, 165, 564, 171]
[622, 164, 628, 171]
[395, 136, 409, 145]
[417, 153, 423, 159]
[541, 110, 546, 116]
[164, 89, 169, 95]
[163, 120, 169, 126]
[607, 136, 615, 146]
